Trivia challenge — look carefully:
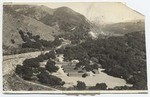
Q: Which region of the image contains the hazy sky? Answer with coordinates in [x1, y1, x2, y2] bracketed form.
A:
[40, 2, 144, 24]
[9, 2, 144, 24]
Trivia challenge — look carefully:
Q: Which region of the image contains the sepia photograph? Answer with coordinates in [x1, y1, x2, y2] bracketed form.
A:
[2, 2, 147, 94]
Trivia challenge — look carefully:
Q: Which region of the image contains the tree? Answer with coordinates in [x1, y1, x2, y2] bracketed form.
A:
[36, 54, 45, 62]
[45, 59, 58, 73]
[23, 58, 40, 68]
[11, 39, 15, 44]
[95, 83, 107, 90]
[15, 64, 24, 75]
[92, 64, 99, 70]
[44, 53, 51, 60]
[37, 71, 65, 86]
[76, 59, 90, 68]
[76, 81, 86, 90]
[49, 51, 56, 59]
[18, 30, 26, 42]
[38, 67, 46, 73]
[15, 65, 33, 80]
[85, 65, 93, 71]
[46, 59, 56, 66]
[91, 57, 99, 63]
[89, 83, 107, 90]
[52, 37, 62, 46]
[37, 71, 52, 85]
[56, 48, 64, 54]
[82, 73, 88, 78]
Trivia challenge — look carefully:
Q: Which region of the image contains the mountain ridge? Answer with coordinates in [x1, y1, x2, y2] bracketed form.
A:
[3, 5, 91, 54]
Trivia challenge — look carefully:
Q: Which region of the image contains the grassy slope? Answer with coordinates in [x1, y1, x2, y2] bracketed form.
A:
[3, 11, 59, 49]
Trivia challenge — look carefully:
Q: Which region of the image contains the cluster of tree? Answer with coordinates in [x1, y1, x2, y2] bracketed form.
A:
[58, 25, 90, 44]
[76, 60, 99, 71]
[15, 57, 40, 80]
[63, 46, 89, 61]
[60, 31, 147, 90]
[37, 70, 65, 86]
[23, 58, 40, 68]
[76, 81, 107, 90]
[15, 65, 33, 80]
[15, 50, 64, 86]
[18, 30, 62, 49]
[35, 51, 56, 62]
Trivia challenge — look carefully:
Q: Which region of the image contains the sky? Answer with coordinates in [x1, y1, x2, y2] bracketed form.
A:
[7, 2, 144, 24]
[40, 2, 144, 24]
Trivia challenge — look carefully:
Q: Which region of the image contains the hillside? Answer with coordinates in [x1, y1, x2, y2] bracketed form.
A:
[7, 5, 90, 32]
[3, 5, 91, 54]
[101, 20, 145, 36]
[3, 4, 145, 54]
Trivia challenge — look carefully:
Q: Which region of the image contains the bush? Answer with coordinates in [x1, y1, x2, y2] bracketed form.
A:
[76, 81, 86, 90]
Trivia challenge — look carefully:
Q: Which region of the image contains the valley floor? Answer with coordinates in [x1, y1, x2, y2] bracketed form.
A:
[3, 50, 132, 91]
